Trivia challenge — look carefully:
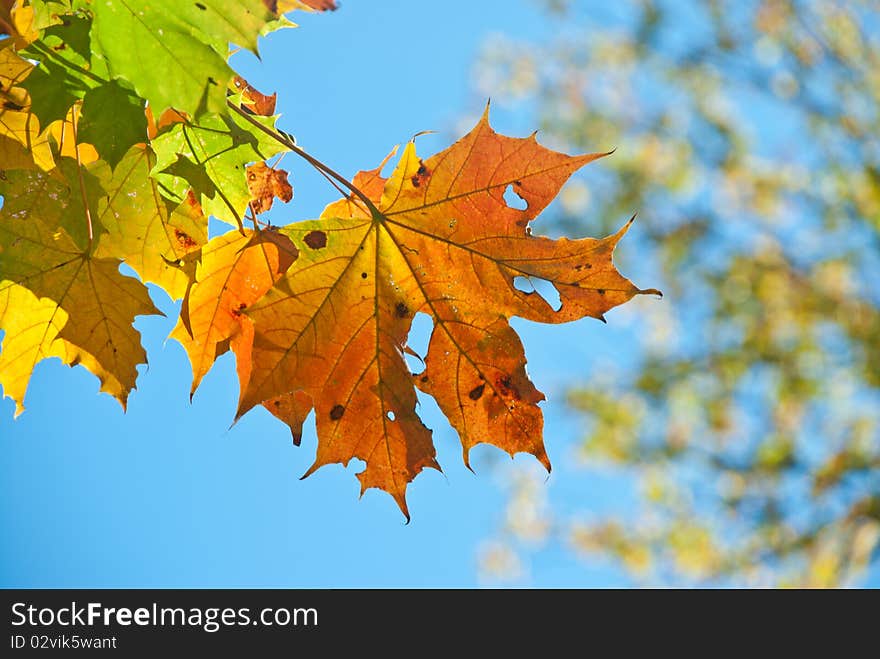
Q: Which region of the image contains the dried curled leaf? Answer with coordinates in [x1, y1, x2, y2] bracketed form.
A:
[246, 161, 293, 213]
[233, 76, 277, 116]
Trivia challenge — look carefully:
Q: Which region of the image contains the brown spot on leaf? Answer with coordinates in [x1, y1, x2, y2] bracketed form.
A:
[395, 302, 409, 318]
[495, 374, 521, 400]
[420, 375, 429, 383]
[329, 404, 345, 420]
[597, 289, 606, 295]
[468, 384, 485, 401]
[174, 228, 198, 249]
[410, 161, 430, 188]
[361, 272, 368, 279]
[304, 230, 327, 249]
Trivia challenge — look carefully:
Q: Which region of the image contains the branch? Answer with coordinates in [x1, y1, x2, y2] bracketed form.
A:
[226, 100, 382, 219]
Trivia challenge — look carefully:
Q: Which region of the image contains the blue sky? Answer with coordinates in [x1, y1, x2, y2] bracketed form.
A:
[0, 1, 657, 587]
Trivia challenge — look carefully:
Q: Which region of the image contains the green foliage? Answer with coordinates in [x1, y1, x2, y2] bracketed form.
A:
[479, 0, 880, 586]
[89, 0, 272, 117]
[78, 81, 146, 168]
[151, 112, 286, 225]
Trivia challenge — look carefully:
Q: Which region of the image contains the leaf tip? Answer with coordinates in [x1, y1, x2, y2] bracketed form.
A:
[398, 499, 412, 524]
[480, 99, 492, 125]
[300, 461, 321, 481]
[536, 447, 552, 473]
[462, 448, 476, 475]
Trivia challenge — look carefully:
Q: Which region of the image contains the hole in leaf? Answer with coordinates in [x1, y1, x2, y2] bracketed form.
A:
[386, 410, 396, 421]
[513, 276, 533, 293]
[503, 184, 527, 210]
[404, 312, 432, 375]
[513, 276, 561, 311]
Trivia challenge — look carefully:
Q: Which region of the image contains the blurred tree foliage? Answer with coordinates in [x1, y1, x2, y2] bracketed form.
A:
[476, 0, 880, 586]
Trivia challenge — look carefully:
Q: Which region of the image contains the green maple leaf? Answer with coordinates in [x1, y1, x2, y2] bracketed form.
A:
[78, 80, 147, 169]
[90, 0, 274, 117]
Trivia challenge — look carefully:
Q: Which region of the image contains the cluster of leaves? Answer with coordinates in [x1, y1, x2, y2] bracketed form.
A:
[478, 0, 880, 584]
[0, 1, 657, 516]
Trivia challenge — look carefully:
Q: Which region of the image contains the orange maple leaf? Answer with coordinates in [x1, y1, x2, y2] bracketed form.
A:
[182, 109, 660, 517]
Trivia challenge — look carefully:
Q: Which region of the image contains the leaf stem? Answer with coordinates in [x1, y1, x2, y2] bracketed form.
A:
[226, 100, 382, 219]
[70, 103, 94, 251]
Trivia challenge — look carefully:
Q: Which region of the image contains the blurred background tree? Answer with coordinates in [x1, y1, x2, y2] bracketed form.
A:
[474, 0, 880, 586]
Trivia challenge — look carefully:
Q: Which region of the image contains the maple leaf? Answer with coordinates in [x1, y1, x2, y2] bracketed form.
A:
[218, 109, 660, 517]
[171, 228, 299, 396]
[94, 145, 207, 301]
[89, 0, 275, 117]
[77, 81, 147, 169]
[0, 162, 160, 412]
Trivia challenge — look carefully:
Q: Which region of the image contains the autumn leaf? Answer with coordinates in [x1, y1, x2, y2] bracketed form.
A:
[223, 109, 659, 516]
[0, 40, 53, 170]
[0, 282, 67, 416]
[94, 145, 207, 301]
[0, 1, 37, 49]
[232, 76, 277, 116]
[264, 390, 313, 445]
[171, 228, 299, 397]
[246, 161, 293, 213]
[0, 163, 160, 411]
